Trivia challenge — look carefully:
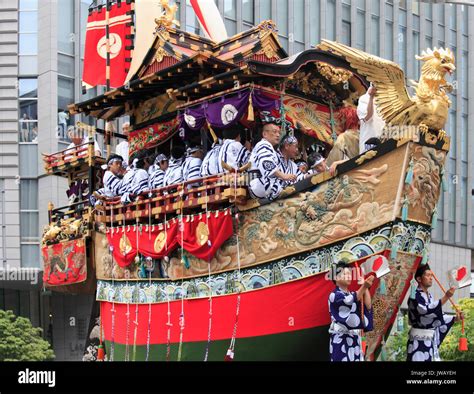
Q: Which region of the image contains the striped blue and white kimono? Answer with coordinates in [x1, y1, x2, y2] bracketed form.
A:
[278, 152, 305, 184]
[249, 139, 284, 200]
[120, 168, 149, 203]
[328, 287, 373, 362]
[406, 287, 455, 362]
[149, 168, 165, 190]
[183, 157, 202, 182]
[201, 142, 222, 177]
[216, 139, 250, 173]
[103, 171, 124, 197]
[163, 158, 184, 187]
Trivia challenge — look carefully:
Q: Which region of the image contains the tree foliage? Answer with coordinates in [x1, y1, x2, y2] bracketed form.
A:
[385, 298, 474, 362]
[0, 310, 55, 361]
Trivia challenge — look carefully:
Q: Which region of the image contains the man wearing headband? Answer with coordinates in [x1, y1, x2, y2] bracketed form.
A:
[406, 264, 463, 362]
[120, 150, 152, 203]
[183, 145, 204, 185]
[278, 135, 304, 185]
[295, 159, 308, 174]
[102, 154, 125, 197]
[307, 152, 329, 176]
[216, 128, 250, 174]
[249, 123, 297, 200]
[149, 154, 169, 189]
[163, 145, 185, 187]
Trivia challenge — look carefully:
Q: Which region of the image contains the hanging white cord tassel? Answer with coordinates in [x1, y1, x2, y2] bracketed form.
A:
[177, 183, 186, 361]
[203, 185, 213, 361]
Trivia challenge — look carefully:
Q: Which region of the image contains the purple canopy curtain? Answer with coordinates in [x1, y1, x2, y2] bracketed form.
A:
[178, 88, 280, 135]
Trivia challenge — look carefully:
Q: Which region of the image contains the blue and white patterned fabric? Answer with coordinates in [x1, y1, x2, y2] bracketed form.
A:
[328, 287, 373, 362]
[120, 168, 149, 203]
[103, 171, 124, 198]
[216, 139, 250, 173]
[201, 142, 222, 177]
[406, 287, 455, 362]
[249, 139, 284, 200]
[183, 156, 202, 183]
[277, 151, 304, 184]
[163, 157, 184, 187]
[149, 168, 165, 189]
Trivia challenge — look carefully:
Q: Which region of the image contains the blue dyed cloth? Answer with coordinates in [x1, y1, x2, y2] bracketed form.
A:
[328, 287, 373, 362]
[406, 287, 455, 362]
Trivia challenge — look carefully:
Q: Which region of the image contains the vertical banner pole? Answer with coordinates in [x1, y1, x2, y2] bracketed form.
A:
[106, 0, 111, 91]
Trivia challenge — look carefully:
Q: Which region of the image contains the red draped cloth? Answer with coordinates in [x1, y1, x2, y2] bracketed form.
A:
[106, 209, 234, 267]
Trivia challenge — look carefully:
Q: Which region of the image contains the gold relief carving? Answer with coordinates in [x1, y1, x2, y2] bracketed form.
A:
[196, 222, 210, 246]
[355, 150, 377, 166]
[120, 234, 132, 255]
[154, 46, 168, 63]
[154, 232, 166, 252]
[315, 63, 353, 85]
[155, 0, 180, 29]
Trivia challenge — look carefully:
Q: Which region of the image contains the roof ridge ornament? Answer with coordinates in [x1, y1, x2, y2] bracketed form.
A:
[155, 0, 180, 30]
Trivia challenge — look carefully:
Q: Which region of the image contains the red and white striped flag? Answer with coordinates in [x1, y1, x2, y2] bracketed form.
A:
[190, 0, 228, 42]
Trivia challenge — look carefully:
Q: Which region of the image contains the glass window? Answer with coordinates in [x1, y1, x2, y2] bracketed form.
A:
[461, 115, 467, 162]
[243, 0, 254, 24]
[19, 120, 38, 143]
[19, 33, 38, 55]
[448, 110, 456, 158]
[326, 0, 336, 41]
[20, 180, 38, 210]
[58, 53, 75, 77]
[461, 5, 467, 35]
[294, 0, 305, 43]
[461, 51, 468, 98]
[19, 11, 37, 32]
[260, 0, 271, 21]
[371, 17, 379, 56]
[342, 21, 351, 46]
[425, 35, 432, 50]
[277, 0, 288, 37]
[309, 0, 320, 46]
[224, 19, 236, 36]
[19, 55, 38, 75]
[398, 26, 406, 71]
[399, 0, 407, 10]
[448, 4, 456, 30]
[412, 0, 420, 15]
[342, 4, 351, 21]
[436, 4, 445, 24]
[19, 99, 37, 120]
[20, 213, 39, 242]
[58, 77, 74, 112]
[224, 0, 236, 19]
[21, 245, 40, 269]
[413, 31, 420, 79]
[371, 0, 380, 16]
[385, 2, 393, 22]
[385, 22, 393, 60]
[186, 0, 199, 35]
[19, 78, 37, 98]
[424, 2, 433, 20]
[356, 10, 365, 50]
[461, 177, 467, 224]
[19, 145, 39, 176]
[356, 0, 365, 11]
[19, 0, 37, 10]
[58, 0, 74, 54]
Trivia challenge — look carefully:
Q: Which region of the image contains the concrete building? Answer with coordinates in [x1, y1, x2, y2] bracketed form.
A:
[0, 0, 472, 360]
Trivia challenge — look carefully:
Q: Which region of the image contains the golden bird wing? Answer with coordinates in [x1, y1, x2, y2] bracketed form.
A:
[318, 40, 415, 124]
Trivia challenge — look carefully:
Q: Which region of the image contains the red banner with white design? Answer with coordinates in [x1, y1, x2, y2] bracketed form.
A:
[106, 209, 234, 267]
[82, 2, 133, 89]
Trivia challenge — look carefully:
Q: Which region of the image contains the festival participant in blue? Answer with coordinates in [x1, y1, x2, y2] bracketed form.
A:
[277, 135, 305, 184]
[120, 151, 152, 203]
[328, 261, 374, 362]
[406, 264, 463, 362]
[249, 122, 297, 200]
[163, 145, 185, 187]
[102, 154, 125, 197]
[183, 145, 204, 184]
[217, 128, 250, 173]
[149, 154, 169, 189]
[201, 138, 222, 177]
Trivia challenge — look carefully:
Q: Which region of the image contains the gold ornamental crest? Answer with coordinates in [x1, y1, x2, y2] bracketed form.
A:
[154, 232, 166, 252]
[120, 234, 132, 255]
[196, 222, 209, 246]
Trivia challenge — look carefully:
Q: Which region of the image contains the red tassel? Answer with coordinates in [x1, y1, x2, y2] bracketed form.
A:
[224, 348, 234, 361]
[361, 337, 367, 355]
[97, 344, 105, 361]
[459, 336, 468, 352]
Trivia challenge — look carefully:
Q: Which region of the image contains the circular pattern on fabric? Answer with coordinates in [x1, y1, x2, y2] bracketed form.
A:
[184, 114, 197, 128]
[197, 221, 210, 246]
[221, 104, 238, 125]
[154, 232, 166, 253]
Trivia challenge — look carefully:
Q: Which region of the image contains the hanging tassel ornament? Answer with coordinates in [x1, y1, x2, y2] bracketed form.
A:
[224, 347, 235, 362]
[440, 167, 447, 192]
[247, 92, 255, 122]
[431, 207, 438, 230]
[361, 335, 367, 356]
[390, 239, 398, 260]
[459, 318, 468, 352]
[378, 277, 387, 296]
[182, 254, 190, 270]
[405, 158, 414, 185]
[409, 278, 418, 299]
[421, 249, 429, 266]
[401, 197, 409, 222]
[97, 344, 105, 361]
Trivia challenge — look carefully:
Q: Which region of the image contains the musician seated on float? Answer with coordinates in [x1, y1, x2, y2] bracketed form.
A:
[183, 145, 204, 188]
[295, 159, 309, 174]
[249, 122, 297, 201]
[64, 126, 102, 160]
[307, 152, 329, 176]
[91, 154, 126, 206]
[326, 106, 360, 176]
[163, 145, 186, 188]
[120, 150, 152, 204]
[278, 135, 305, 184]
[201, 137, 223, 177]
[217, 126, 251, 173]
[149, 153, 169, 190]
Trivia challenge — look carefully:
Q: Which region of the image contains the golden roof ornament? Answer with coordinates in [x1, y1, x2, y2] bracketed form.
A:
[318, 40, 456, 139]
[155, 0, 180, 30]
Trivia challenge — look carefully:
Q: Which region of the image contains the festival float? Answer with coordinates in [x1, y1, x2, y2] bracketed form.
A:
[41, 0, 455, 361]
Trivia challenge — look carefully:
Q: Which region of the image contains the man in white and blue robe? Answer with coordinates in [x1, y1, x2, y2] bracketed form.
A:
[120, 152, 151, 203]
[163, 146, 186, 187]
[249, 123, 296, 200]
[216, 128, 250, 173]
[328, 261, 374, 362]
[201, 139, 222, 177]
[407, 264, 460, 362]
[91, 154, 124, 206]
[149, 154, 169, 190]
[183, 146, 204, 185]
[277, 135, 305, 185]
